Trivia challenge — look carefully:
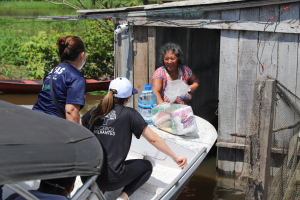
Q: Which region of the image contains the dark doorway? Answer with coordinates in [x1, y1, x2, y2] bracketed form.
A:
[155, 27, 220, 129]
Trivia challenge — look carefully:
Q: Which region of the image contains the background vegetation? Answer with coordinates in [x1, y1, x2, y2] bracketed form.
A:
[0, 0, 163, 79]
[0, 20, 114, 79]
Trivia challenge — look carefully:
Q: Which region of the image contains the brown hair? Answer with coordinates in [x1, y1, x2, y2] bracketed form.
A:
[89, 89, 128, 129]
[56, 36, 85, 62]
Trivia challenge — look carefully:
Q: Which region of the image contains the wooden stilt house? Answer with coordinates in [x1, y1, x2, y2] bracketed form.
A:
[78, 0, 300, 178]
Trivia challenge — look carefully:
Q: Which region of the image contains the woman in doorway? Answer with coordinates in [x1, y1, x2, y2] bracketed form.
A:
[81, 77, 187, 200]
[33, 36, 86, 124]
[151, 43, 199, 105]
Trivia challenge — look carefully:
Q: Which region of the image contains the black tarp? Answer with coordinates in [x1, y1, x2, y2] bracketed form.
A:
[0, 100, 103, 185]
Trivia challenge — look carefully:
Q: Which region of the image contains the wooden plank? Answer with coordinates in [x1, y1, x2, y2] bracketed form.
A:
[132, 19, 300, 34]
[114, 21, 122, 78]
[216, 142, 246, 149]
[236, 29, 258, 144]
[257, 5, 279, 78]
[245, 79, 275, 200]
[120, 26, 134, 108]
[148, 26, 156, 83]
[77, 0, 300, 14]
[133, 26, 148, 110]
[235, 8, 259, 144]
[259, 80, 276, 200]
[218, 9, 239, 144]
[218, 10, 239, 177]
[235, 149, 244, 177]
[217, 147, 236, 177]
[203, 10, 221, 20]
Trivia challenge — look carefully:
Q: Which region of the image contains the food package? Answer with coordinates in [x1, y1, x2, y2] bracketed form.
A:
[151, 103, 198, 135]
[165, 80, 191, 103]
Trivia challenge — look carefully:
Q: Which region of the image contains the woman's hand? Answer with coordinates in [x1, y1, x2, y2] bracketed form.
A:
[189, 84, 198, 94]
[142, 126, 188, 169]
[65, 104, 80, 124]
[174, 156, 187, 169]
[188, 74, 199, 94]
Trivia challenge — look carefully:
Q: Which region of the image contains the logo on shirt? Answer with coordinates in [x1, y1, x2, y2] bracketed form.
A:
[102, 110, 116, 125]
[46, 67, 66, 80]
[94, 126, 115, 136]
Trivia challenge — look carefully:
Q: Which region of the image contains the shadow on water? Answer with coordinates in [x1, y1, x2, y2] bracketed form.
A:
[0, 92, 245, 200]
[177, 146, 245, 200]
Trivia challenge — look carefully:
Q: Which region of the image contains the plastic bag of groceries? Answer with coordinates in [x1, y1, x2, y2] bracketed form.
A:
[151, 102, 198, 135]
[165, 80, 191, 103]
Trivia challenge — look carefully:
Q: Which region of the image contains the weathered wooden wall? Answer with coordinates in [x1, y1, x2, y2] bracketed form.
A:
[217, 2, 300, 178]
[114, 1, 300, 179]
[114, 24, 157, 109]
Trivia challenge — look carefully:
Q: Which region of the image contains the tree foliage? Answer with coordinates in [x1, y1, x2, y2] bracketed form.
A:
[0, 21, 114, 79]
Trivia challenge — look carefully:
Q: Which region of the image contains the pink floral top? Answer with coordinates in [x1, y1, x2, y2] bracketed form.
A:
[152, 65, 193, 105]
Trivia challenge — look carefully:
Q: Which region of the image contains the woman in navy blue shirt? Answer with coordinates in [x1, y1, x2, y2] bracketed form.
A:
[33, 36, 86, 124]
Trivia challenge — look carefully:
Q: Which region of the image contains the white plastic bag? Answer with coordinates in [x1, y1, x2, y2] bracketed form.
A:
[165, 80, 191, 103]
[151, 103, 198, 135]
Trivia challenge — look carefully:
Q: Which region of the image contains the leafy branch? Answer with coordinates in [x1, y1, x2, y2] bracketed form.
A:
[45, 0, 113, 32]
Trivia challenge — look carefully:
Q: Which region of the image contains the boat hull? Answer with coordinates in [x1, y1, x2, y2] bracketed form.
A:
[0, 77, 113, 93]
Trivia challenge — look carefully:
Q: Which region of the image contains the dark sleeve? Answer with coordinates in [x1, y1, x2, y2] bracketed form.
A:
[66, 77, 86, 108]
[82, 109, 92, 130]
[130, 109, 148, 139]
[6, 193, 20, 200]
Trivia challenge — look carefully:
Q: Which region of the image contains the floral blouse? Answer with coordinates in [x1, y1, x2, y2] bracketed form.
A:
[152, 65, 193, 105]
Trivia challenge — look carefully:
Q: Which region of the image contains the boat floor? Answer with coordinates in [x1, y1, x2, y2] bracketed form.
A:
[75, 153, 181, 200]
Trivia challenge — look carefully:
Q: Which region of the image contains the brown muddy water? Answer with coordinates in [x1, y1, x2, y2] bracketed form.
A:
[0, 92, 245, 200]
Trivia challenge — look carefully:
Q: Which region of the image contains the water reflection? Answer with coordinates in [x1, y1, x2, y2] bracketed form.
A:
[177, 154, 245, 200]
[0, 92, 245, 200]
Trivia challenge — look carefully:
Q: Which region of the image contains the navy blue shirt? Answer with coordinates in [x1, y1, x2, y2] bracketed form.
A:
[33, 62, 86, 117]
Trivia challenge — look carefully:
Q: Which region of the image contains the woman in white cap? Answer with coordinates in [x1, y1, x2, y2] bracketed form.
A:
[81, 77, 187, 200]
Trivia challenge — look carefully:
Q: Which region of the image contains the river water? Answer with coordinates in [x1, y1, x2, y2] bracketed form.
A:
[0, 92, 245, 200]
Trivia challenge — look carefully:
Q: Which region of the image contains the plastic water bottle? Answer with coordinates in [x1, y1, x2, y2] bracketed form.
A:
[138, 84, 157, 125]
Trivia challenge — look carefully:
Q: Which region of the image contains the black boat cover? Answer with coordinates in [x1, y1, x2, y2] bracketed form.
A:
[0, 100, 103, 185]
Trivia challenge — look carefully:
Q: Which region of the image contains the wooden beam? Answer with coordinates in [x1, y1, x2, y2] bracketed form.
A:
[218, 10, 239, 144]
[148, 26, 156, 83]
[131, 19, 300, 34]
[245, 79, 275, 200]
[216, 142, 247, 150]
[77, 0, 300, 14]
[133, 26, 149, 110]
[236, 8, 259, 146]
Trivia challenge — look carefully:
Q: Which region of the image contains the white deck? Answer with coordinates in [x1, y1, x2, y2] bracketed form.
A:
[4, 107, 217, 200]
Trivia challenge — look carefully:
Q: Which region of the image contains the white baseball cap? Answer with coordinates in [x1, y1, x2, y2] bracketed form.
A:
[108, 77, 138, 98]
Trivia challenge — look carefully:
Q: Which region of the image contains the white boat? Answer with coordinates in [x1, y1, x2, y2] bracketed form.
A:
[2, 105, 217, 200]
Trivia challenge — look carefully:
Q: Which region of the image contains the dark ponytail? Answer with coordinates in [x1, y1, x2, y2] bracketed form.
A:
[57, 36, 85, 62]
[89, 89, 128, 129]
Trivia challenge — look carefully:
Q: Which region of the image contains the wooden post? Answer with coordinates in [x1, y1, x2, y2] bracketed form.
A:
[133, 26, 149, 110]
[246, 79, 275, 200]
[114, 21, 134, 107]
[148, 26, 156, 83]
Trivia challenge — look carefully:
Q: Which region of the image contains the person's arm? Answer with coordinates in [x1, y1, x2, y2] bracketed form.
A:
[151, 79, 164, 105]
[188, 74, 199, 94]
[65, 104, 80, 124]
[142, 126, 187, 169]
